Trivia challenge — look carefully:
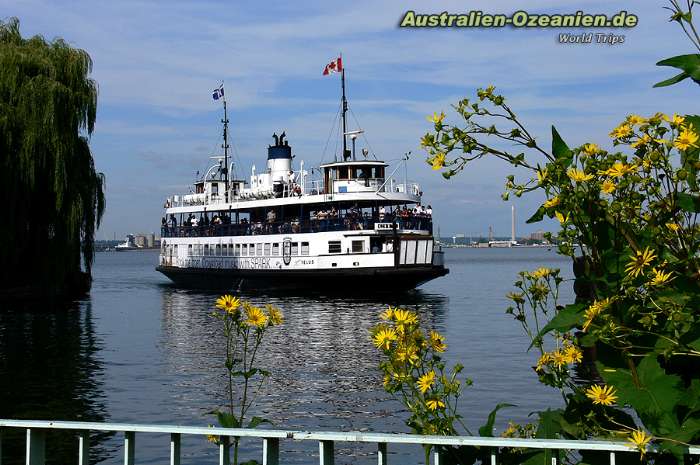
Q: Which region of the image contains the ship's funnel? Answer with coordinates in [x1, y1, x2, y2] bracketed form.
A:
[268, 132, 292, 182]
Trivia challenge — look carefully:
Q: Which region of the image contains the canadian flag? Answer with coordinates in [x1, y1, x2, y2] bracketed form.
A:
[323, 56, 343, 75]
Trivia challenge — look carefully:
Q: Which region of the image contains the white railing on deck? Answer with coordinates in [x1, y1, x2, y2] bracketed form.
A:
[1, 419, 698, 465]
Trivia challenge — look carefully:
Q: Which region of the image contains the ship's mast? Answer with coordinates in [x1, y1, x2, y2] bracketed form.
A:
[222, 93, 230, 201]
[341, 59, 348, 161]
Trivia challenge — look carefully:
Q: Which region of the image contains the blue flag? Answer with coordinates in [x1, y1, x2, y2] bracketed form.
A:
[212, 85, 224, 101]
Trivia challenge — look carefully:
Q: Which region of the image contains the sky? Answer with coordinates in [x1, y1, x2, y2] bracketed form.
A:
[3, 0, 698, 239]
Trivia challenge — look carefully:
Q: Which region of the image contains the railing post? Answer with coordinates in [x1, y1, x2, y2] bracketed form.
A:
[433, 448, 441, 465]
[609, 451, 616, 465]
[262, 438, 279, 465]
[551, 449, 559, 465]
[219, 436, 230, 465]
[319, 440, 334, 465]
[26, 428, 45, 465]
[124, 431, 135, 465]
[490, 447, 498, 465]
[170, 433, 181, 465]
[377, 442, 387, 465]
[78, 431, 90, 465]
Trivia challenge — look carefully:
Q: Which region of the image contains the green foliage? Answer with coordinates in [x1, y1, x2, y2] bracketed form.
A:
[654, 1, 700, 88]
[420, 64, 700, 464]
[209, 296, 284, 465]
[0, 18, 105, 297]
[371, 306, 521, 464]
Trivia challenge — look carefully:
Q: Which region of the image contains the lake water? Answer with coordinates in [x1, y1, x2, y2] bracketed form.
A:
[0, 247, 574, 464]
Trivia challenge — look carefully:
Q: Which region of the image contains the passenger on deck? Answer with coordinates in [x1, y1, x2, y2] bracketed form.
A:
[267, 210, 277, 223]
[379, 206, 386, 221]
[427, 205, 433, 217]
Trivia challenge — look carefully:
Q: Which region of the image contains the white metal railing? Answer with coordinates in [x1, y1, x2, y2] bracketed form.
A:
[1, 419, 699, 465]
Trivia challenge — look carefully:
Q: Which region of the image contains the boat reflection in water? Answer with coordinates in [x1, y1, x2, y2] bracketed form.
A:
[158, 287, 449, 464]
[0, 302, 112, 465]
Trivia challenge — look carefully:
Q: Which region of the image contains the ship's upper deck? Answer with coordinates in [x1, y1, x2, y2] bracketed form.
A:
[164, 153, 422, 215]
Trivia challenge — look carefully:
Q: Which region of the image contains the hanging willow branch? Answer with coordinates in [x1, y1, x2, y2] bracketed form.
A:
[0, 18, 105, 298]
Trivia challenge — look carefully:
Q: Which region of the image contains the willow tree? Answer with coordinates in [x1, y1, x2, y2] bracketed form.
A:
[0, 18, 105, 299]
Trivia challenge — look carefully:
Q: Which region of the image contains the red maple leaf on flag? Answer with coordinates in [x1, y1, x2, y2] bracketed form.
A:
[323, 57, 343, 75]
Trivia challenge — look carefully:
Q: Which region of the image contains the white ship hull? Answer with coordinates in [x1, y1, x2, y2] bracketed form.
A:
[157, 230, 447, 292]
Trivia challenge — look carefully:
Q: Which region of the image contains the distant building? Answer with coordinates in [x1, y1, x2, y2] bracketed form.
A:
[147, 233, 155, 248]
[134, 234, 147, 248]
[530, 230, 546, 241]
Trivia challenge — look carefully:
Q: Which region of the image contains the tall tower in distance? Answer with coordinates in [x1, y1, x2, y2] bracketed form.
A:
[511, 205, 516, 244]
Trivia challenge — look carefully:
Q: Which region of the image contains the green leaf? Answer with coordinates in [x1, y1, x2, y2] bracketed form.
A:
[535, 409, 564, 439]
[653, 71, 690, 87]
[215, 411, 240, 429]
[656, 54, 700, 78]
[526, 206, 545, 224]
[532, 303, 585, 347]
[677, 192, 700, 212]
[655, 54, 700, 88]
[478, 403, 515, 437]
[551, 126, 572, 165]
[247, 416, 271, 429]
[599, 355, 684, 433]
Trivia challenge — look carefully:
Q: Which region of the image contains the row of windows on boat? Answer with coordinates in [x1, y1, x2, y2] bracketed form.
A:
[161, 206, 433, 238]
[162, 239, 374, 257]
[162, 205, 432, 227]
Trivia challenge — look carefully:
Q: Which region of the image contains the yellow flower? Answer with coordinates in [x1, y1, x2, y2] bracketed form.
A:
[266, 304, 284, 325]
[535, 353, 550, 372]
[207, 434, 219, 444]
[674, 124, 699, 151]
[393, 309, 419, 326]
[502, 422, 518, 438]
[567, 168, 594, 182]
[417, 370, 436, 394]
[420, 134, 433, 147]
[602, 162, 636, 178]
[551, 350, 567, 369]
[426, 398, 446, 411]
[601, 179, 616, 194]
[431, 153, 446, 170]
[609, 123, 633, 139]
[582, 143, 600, 155]
[429, 330, 447, 353]
[631, 133, 651, 149]
[396, 345, 420, 365]
[627, 430, 652, 456]
[585, 384, 618, 406]
[373, 327, 397, 350]
[427, 112, 446, 124]
[671, 113, 685, 127]
[543, 196, 560, 208]
[554, 211, 570, 224]
[648, 268, 674, 287]
[379, 307, 395, 321]
[563, 345, 583, 364]
[215, 295, 241, 314]
[245, 305, 268, 327]
[626, 114, 646, 126]
[666, 222, 680, 232]
[531, 267, 552, 279]
[625, 247, 656, 278]
[536, 167, 548, 185]
[582, 298, 611, 332]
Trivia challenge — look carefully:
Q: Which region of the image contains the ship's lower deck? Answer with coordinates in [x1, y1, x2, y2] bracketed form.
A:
[156, 230, 447, 292]
[155, 263, 448, 292]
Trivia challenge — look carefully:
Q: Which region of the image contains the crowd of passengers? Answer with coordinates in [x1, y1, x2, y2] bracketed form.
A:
[162, 204, 432, 237]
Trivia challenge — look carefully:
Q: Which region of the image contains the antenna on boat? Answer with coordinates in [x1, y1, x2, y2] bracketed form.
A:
[340, 54, 349, 161]
[221, 85, 230, 202]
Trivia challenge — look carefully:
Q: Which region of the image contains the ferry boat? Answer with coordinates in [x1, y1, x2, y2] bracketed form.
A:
[156, 62, 448, 292]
